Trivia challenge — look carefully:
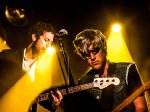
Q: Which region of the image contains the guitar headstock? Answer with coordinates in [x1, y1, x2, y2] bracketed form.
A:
[93, 77, 120, 89]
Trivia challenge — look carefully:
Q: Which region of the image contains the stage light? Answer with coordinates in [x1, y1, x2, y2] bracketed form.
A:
[107, 23, 133, 62]
[112, 24, 121, 32]
[46, 47, 55, 54]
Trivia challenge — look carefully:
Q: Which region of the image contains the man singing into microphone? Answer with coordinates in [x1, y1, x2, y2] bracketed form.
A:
[0, 21, 63, 112]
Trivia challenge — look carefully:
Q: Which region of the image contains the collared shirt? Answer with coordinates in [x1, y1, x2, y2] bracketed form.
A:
[22, 48, 36, 72]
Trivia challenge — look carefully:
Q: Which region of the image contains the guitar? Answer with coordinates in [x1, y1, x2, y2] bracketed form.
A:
[34, 77, 120, 103]
[112, 80, 150, 112]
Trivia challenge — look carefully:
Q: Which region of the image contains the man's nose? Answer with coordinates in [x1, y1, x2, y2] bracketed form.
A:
[90, 53, 96, 60]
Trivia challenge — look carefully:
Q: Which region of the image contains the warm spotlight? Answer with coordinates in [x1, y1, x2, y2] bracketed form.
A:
[46, 47, 55, 54]
[107, 23, 133, 62]
[112, 24, 121, 32]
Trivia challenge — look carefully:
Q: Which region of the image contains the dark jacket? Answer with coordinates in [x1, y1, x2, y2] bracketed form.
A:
[72, 62, 142, 112]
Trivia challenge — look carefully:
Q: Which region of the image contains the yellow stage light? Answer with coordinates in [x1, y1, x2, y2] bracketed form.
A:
[46, 46, 55, 54]
[112, 24, 121, 32]
[107, 23, 133, 62]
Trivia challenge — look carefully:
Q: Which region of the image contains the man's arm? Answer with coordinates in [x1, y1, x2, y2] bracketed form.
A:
[134, 96, 148, 112]
[128, 63, 148, 112]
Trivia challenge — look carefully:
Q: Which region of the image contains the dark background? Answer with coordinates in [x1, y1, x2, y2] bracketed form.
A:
[0, 0, 150, 83]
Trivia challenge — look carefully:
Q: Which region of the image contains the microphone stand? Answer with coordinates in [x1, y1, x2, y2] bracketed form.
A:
[58, 37, 75, 86]
[57, 37, 76, 112]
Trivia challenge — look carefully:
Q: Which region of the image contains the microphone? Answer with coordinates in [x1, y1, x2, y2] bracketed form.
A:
[52, 29, 68, 46]
[55, 29, 68, 37]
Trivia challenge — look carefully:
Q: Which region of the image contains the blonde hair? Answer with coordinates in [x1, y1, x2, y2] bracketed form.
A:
[73, 29, 107, 58]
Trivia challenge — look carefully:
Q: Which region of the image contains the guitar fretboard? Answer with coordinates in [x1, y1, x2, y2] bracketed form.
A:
[61, 82, 94, 95]
[34, 82, 94, 103]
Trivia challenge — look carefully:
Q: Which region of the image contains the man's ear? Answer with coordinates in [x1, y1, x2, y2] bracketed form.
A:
[32, 34, 37, 41]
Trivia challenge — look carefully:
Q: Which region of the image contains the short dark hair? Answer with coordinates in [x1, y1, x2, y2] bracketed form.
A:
[28, 21, 55, 42]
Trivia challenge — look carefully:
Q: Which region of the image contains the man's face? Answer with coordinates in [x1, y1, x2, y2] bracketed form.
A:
[83, 45, 105, 70]
[35, 32, 54, 54]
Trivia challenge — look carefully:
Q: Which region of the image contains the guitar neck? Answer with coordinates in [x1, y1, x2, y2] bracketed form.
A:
[112, 81, 150, 112]
[60, 82, 94, 95]
[34, 82, 94, 103]
[34, 77, 121, 103]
